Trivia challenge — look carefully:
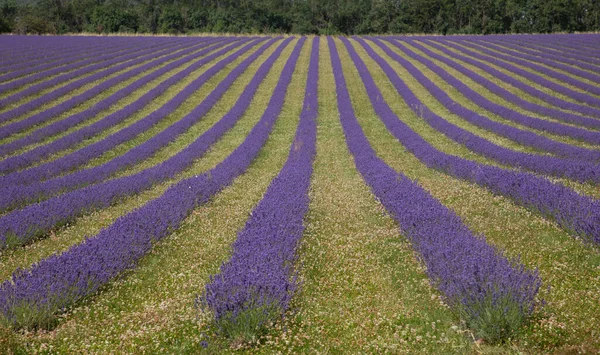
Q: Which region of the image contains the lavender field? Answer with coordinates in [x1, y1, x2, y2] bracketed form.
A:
[0, 34, 599, 354]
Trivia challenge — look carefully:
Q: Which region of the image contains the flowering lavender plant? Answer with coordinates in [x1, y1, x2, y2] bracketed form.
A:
[0, 38, 249, 185]
[201, 37, 317, 342]
[432, 38, 600, 109]
[359, 37, 600, 183]
[463, 37, 600, 97]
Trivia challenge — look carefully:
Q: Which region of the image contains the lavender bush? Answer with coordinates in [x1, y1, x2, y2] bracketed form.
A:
[201, 37, 318, 342]
[490, 36, 600, 68]
[358, 37, 600, 184]
[0, 37, 155, 85]
[0, 36, 137, 69]
[0, 38, 226, 138]
[404, 39, 600, 125]
[0, 38, 275, 213]
[465, 37, 600, 95]
[433, 38, 600, 108]
[0, 37, 283, 247]
[0, 37, 158, 94]
[0, 39, 128, 75]
[0, 38, 190, 112]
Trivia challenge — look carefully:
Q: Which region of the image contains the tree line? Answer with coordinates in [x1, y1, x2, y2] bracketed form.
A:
[1, 0, 599, 35]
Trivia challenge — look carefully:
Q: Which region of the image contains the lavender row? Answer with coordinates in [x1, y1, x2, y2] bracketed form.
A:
[0, 37, 178, 70]
[330, 37, 540, 342]
[373, 37, 600, 163]
[0, 38, 241, 175]
[0, 37, 159, 84]
[0, 36, 75, 63]
[343, 37, 600, 247]
[550, 35, 600, 51]
[493, 34, 600, 55]
[202, 37, 317, 333]
[492, 36, 600, 67]
[0, 37, 200, 117]
[0, 37, 175, 96]
[487, 36, 600, 71]
[444, 38, 600, 106]
[0, 39, 130, 76]
[0, 36, 278, 232]
[0, 36, 136, 69]
[0, 36, 302, 331]
[0, 37, 81, 65]
[468, 37, 600, 85]
[396, 38, 600, 143]
[463, 35, 600, 78]
[0, 38, 254, 187]
[565, 35, 600, 50]
[0, 38, 111, 70]
[0, 38, 197, 117]
[524, 35, 600, 58]
[420, 37, 600, 113]
[412, 39, 600, 122]
[0, 38, 227, 156]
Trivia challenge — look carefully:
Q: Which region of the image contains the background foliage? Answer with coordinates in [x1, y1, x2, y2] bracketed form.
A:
[0, 0, 599, 36]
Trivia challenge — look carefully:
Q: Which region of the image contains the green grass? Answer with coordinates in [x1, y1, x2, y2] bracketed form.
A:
[256, 39, 470, 354]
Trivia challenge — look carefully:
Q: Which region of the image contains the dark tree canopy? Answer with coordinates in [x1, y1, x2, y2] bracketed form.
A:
[1, 0, 599, 35]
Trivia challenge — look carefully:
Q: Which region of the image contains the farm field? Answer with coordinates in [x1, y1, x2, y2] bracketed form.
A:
[0, 33, 599, 354]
